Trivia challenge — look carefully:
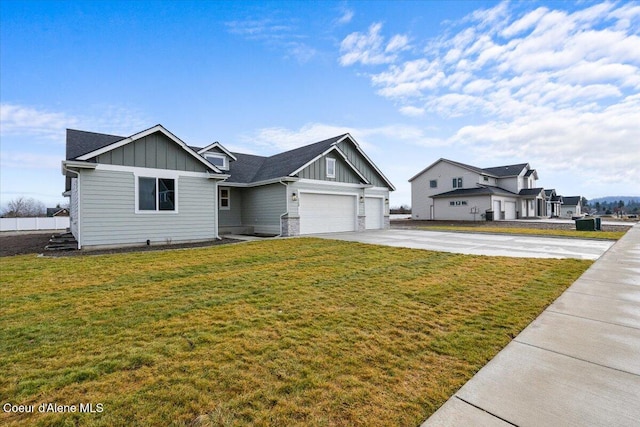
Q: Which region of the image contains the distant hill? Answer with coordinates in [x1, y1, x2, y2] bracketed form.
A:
[588, 196, 639, 204]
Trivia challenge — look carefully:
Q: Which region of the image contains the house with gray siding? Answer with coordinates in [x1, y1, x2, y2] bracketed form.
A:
[409, 158, 547, 221]
[63, 125, 394, 249]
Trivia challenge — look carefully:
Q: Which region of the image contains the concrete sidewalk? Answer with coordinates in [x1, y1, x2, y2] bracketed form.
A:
[422, 223, 640, 427]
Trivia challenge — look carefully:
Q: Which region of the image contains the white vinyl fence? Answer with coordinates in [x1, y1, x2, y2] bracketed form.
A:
[0, 217, 70, 232]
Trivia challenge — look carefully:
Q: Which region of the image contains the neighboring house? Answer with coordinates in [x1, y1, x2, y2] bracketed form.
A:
[409, 158, 546, 221]
[544, 189, 563, 217]
[46, 207, 69, 217]
[62, 125, 394, 249]
[560, 196, 583, 218]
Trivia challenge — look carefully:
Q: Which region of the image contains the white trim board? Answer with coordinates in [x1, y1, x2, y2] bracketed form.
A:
[91, 163, 228, 180]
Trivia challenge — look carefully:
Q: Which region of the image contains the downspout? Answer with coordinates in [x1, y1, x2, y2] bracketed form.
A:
[62, 165, 81, 249]
[278, 179, 289, 237]
[214, 179, 220, 240]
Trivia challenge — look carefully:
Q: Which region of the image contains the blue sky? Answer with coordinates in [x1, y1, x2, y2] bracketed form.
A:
[1, 0, 639, 209]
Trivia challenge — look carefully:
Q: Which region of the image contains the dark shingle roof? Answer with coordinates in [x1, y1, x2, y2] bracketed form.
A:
[482, 163, 529, 177]
[518, 187, 545, 197]
[66, 129, 391, 187]
[66, 129, 125, 160]
[198, 134, 348, 183]
[249, 135, 345, 182]
[432, 186, 517, 198]
[563, 196, 582, 206]
[227, 153, 267, 183]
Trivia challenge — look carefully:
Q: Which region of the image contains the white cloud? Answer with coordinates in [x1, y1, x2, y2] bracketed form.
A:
[0, 103, 149, 143]
[501, 7, 548, 38]
[467, 1, 510, 30]
[385, 34, 410, 53]
[339, 1, 640, 194]
[238, 122, 437, 154]
[339, 22, 409, 66]
[399, 105, 425, 117]
[335, 7, 354, 25]
[0, 104, 78, 141]
[225, 19, 295, 39]
[226, 17, 317, 63]
[448, 94, 640, 186]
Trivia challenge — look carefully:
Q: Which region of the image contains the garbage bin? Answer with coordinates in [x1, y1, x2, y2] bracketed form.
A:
[575, 218, 596, 231]
[594, 217, 601, 231]
[485, 210, 494, 221]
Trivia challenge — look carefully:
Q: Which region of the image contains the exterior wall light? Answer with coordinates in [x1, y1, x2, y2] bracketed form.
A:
[385, 198, 389, 204]
[292, 192, 298, 201]
[359, 195, 364, 202]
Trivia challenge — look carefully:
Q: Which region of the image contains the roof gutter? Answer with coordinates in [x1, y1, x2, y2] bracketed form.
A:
[224, 176, 299, 188]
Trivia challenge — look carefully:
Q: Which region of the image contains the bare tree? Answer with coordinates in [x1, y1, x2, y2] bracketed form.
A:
[1, 197, 46, 217]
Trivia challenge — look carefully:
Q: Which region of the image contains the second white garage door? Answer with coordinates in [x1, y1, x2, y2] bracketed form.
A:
[365, 197, 383, 229]
[299, 193, 357, 234]
[505, 201, 517, 220]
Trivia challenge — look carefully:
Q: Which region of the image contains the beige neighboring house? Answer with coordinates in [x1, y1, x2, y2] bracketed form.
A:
[409, 158, 546, 221]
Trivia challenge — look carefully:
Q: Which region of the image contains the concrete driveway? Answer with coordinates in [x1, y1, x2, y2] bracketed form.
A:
[311, 229, 614, 260]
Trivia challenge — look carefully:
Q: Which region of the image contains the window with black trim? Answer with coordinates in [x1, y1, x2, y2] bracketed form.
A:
[430, 179, 437, 188]
[138, 177, 175, 211]
[452, 177, 463, 188]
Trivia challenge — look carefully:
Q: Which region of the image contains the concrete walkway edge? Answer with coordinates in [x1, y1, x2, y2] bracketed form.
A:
[421, 223, 640, 427]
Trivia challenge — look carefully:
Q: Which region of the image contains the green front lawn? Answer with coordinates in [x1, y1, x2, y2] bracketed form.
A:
[0, 239, 591, 426]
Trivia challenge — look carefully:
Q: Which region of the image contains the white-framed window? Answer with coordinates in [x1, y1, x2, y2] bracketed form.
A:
[430, 179, 437, 188]
[452, 177, 463, 188]
[326, 158, 336, 178]
[219, 187, 230, 210]
[205, 153, 228, 170]
[137, 176, 176, 212]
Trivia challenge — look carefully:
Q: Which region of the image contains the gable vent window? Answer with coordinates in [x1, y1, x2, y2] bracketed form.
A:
[138, 177, 176, 212]
[430, 180, 437, 188]
[326, 158, 336, 178]
[452, 177, 463, 188]
[205, 154, 228, 170]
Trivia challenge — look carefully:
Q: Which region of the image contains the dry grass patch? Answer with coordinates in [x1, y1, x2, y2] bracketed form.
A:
[1, 239, 591, 426]
[421, 225, 625, 240]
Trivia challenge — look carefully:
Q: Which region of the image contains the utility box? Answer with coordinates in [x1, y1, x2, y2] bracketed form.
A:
[485, 210, 494, 221]
[595, 217, 602, 230]
[575, 218, 597, 231]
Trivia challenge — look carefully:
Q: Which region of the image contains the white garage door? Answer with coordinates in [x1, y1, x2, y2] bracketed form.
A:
[365, 197, 383, 229]
[299, 193, 357, 234]
[505, 201, 517, 220]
